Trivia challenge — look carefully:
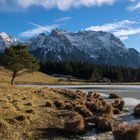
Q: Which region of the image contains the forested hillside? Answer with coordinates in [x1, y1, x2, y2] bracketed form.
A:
[40, 61, 140, 82]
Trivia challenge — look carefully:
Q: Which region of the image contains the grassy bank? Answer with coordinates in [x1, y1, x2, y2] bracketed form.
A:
[0, 85, 76, 139]
[0, 67, 86, 85]
[0, 84, 140, 140]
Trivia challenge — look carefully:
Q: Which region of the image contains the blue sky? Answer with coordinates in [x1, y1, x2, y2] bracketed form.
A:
[0, 0, 140, 51]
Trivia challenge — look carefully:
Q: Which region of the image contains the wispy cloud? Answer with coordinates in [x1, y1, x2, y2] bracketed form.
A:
[114, 28, 140, 38]
[85, 20, 140, 40]
[128, 2, 140, 11]
[0, 0, 117, 12]
[85, 20, 135, 32]
[55, 17, 71, 22]
[20, 22, 59, 37]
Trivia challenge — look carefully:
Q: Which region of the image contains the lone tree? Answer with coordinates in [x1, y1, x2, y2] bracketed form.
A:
[0, 44, 39, 85]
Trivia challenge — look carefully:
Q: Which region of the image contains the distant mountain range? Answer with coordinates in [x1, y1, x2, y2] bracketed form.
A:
[0, 29, 140, 68]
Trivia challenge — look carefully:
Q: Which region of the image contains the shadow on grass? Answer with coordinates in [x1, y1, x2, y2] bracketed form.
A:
[35, 128, 81, 140]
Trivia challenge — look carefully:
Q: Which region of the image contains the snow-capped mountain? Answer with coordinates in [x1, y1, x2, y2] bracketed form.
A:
[29, 29, 140, 68]
[0, 30, 140, 68]
[0, 32, 18, 51]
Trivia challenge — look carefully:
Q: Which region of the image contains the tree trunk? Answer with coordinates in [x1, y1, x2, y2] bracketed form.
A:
[11, 73, 16, 85]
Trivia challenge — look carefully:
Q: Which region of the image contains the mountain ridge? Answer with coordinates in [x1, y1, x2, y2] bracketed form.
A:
[0, 29, 140, 68]
[29, 29, 140, 68]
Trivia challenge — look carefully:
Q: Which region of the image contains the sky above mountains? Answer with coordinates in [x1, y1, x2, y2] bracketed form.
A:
[0, 0, 140, 51]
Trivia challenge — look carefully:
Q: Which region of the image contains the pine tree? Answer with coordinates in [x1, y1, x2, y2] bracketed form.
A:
[0, 44, 39, 85]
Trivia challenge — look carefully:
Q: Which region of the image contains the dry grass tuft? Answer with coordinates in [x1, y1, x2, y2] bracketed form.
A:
[113, 124, 140, 140]
[134, 104, 140, 117]
[53, 100, 64, 108]
[112, 99, 125, 111]
[45, 100, 53, 108]
[15, 115, 26, 121]
[75, 105, 93, 118]
[95, 116, 113, 132]
[109, 93, 121, 99]
[25, 109, 35, 114]
[65, 102, 73, 110]
[64, 113, 85, 134]
[104, 104, 113, 119]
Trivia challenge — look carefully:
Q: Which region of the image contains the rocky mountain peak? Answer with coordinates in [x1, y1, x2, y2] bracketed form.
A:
[0, 32, 19, 51]
[0, 30, 140, 68]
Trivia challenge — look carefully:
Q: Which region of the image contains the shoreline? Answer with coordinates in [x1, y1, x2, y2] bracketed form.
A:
[0, 84, 140, 139]
[16, 82, 140, 86]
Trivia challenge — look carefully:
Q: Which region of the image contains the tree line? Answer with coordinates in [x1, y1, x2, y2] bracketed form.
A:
[40, 61, 140, 82]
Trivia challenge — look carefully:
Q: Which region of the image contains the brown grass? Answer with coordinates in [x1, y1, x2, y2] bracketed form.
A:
[134, 104, 140, 117]
[112, 99, 125, 111]
[45, 100, 53, 108]
[0, 84, 75, 139]
[65, 102, 73, 110]
[53, 100, 64, 108]
[75, 105, 93, 118]
[64, 113, 85, 134]
[113, 124, 140, 140]
[95, 116, 113, 132]
[0, 83, 137, 139]
[0, 67, 86, 85]
[104, 104, 113, 119]
[109, 93, 121, 99]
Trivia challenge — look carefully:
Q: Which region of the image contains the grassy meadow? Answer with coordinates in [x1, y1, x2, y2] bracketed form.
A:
[0, 67, 86, 85]
[0, 84, 75, 139]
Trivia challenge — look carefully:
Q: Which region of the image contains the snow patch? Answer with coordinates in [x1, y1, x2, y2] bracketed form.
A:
[123, 97, 140, 107]
[90, 54, 99, 60]
[57, 55, 62, 61]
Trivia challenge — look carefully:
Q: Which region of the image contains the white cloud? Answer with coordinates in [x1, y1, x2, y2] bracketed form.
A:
[119, 36, 128, 40]
[114, 28, 140, 37]
[55, 17, 71, 22]
[128, 2, 140, 11]
[0, 0, 117, 12]
[85, 20, 135, 32]
[20, 22, 59, 37]
[85, 20, 140, 40]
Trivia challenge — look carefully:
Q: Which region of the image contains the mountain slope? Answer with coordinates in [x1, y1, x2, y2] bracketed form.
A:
[0, 30, 140, 68]
[29, 29, 140, 68]
[0, 32, 18, 51]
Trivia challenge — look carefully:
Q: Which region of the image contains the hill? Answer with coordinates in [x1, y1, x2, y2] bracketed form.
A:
[0, 67, 85, 85]
[0, 67, 60, 84]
